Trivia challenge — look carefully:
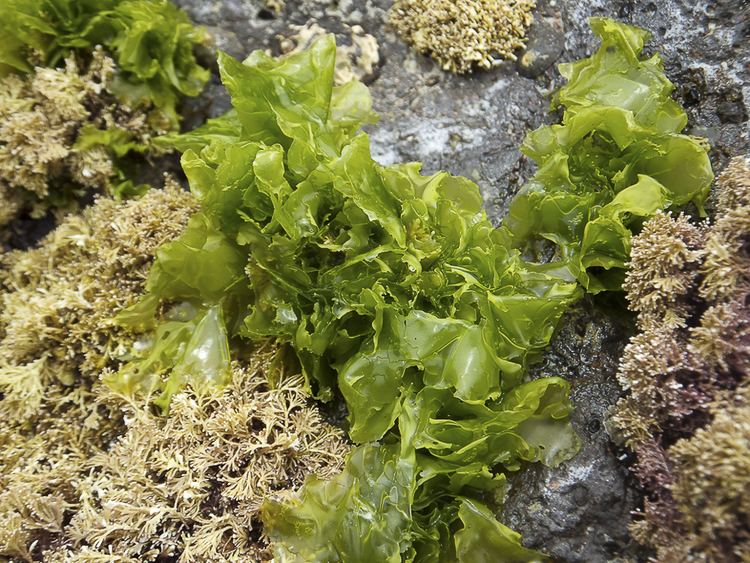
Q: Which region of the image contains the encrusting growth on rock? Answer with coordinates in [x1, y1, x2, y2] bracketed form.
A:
[0, 190, 350, 561]
[389, 0, 536, 73]
[611, 156, 750, 562]
[278, 21, 380, 84]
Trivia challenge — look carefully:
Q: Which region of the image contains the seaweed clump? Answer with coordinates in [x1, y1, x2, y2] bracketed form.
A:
[0, 189, 349, 561]
[278, 21, 380, 84]
[112, 20, 712, 561]
[389, 0, 535, 73]
[611, 156, 750, 561]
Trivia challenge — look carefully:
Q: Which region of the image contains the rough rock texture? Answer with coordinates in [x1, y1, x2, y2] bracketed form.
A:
[169, 1, 748, 561]
[506, 298, 643, 561]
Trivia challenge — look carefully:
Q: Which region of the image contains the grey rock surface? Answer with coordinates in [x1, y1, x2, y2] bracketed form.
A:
[172, 0, 749, 561]
[505, 298, 642, 561]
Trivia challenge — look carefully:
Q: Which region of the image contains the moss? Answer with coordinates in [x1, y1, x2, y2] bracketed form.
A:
[622, 211, 704, 329]
[389, 0, 535, 73]
[612, 156, 750, 561]
[62, 354, 348, 561]
[670, 386, 750, 562]
[0, 50, 159, 234]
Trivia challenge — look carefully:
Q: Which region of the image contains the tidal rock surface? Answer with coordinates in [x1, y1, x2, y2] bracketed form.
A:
[173, 0, 749, 560]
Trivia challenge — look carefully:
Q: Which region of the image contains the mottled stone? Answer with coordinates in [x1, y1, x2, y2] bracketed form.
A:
[504, 299, 643, 561]
[517, 17, 565, 78]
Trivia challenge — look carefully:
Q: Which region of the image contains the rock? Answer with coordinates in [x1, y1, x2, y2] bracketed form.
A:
[717, 100, 748, 124]
[503, 300, 643, 561]
[517, 17, 565, 78]
[716, 86, 748, 124]
[677, 67, 707, 107]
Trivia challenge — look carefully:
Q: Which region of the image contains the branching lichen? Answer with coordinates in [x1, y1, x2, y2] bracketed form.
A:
[0, 191, 348, 561]
[612, 156, 750, 561]
[0, 349, 350, 561]
[669, 385, 750, 562]
[0, 184, 198, 421]
[621, 211, 704, 330]
[0, 50, 158, 231]
[389, 0, 536, 73]
[64, 354, 348, 561]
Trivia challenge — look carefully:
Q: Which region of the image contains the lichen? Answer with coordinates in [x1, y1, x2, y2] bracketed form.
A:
[63, 354, 348, 561]
[265, 0, 285, 16]
[669, 385, 750, 562]
[621, 211, 705, 330]
[389, 0, 536, 73]
[0, 349, 350, 561]
[0, 183, 198, 422]
[0, 190, 349, 561]
[0, 50, 158, 233]
[611, 156, 750, 561]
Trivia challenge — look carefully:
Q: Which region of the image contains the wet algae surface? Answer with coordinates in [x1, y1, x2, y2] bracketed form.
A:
[170, 1, 748, 560]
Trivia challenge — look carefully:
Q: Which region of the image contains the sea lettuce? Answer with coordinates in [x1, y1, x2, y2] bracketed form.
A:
[504, 17, 712, 293]
[0, 0, 209, 127]
[106, 303, 231, 410]
[111, 18, 712, 561]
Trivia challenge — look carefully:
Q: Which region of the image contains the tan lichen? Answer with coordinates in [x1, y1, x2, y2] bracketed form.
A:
[0, 190, 349, 561]
[699, 158, 750, 303]
[60, 353, 349, 561]
[1, 349, 350, 561]
[389, 0, 536, 73]
[279, 21, 380, 84]
[0, 183, 199, 422]
[0, 49, 157, 231]
[0, 380, 123, 562]
[669, 386, 750, 562]
[265, 0, 285, 15]
[689, 301, 749, 372]
[715, 155, 750, 213]
[623, 210, 704, 329]
[611, 328, 688, 447]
